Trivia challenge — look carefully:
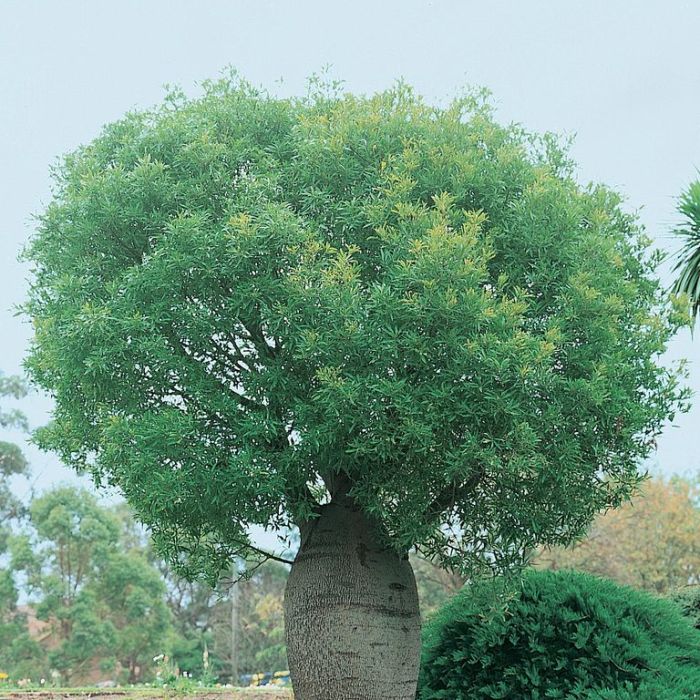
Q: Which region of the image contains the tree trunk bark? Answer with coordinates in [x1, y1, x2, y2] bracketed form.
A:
[284, 492, 421, 700]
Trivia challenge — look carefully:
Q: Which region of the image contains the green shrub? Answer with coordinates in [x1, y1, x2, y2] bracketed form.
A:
[419, 569, 700, 699]
[668, 585, 700, 630]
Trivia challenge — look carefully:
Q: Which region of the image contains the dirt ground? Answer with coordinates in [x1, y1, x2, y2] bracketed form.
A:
[0, 690, 292, 700]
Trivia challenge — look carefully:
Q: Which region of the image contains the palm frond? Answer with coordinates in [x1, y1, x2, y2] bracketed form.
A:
[672, 180, 700, 321]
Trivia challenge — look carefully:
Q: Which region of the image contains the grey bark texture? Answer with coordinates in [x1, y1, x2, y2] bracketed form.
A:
[284, 492, 421, 700]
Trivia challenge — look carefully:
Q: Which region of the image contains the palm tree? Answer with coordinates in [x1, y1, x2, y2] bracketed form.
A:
[672, 179, 700, 322]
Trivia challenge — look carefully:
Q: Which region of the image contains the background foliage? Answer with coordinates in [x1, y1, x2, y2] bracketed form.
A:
[536, 476, 700, 594]
[0, 374, 29, 538]
[0, 481, 466, 685]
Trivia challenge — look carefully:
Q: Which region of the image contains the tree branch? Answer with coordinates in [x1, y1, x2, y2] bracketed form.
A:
[228, 535, 295, 566]
[426, 467, 486, 517]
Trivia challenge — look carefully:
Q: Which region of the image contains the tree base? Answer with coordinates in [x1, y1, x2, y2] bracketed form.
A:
[284, 494, 421, 700]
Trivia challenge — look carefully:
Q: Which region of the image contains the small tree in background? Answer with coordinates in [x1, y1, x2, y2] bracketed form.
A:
[410, 554, 465, 620]
[0, 373, 39, 680]
[10, 487, 173, 684]
[93, 553, 172, 683]
[536, 476, 700, 594]
[10, 487, 119, 683]
[0, 373, 30, 532]
[0, 562, 44, 682]
[211, 560, 288, 678]
[111, 500, 286, 682]
[24, 73, 689, 698]
[157, 562, 221, 680]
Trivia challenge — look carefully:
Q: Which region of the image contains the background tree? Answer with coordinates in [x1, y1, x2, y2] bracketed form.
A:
[0, 372, 40, 680]
[672, 179, 700, 320]
[10, 487, 119, 683]
[0, 563, 44, 681]
[111, 500, 288, 682]
[110, 500, 221, 679]
[159, 563, 220, 679]
[11, 487, 173, 684]
[93, 552, 172, 683]
[80, 500, 182, 682]
[536, 476, 700, 594]
[212, 561, 288, 679]
[24, 74, 689, 699]
[0, 373, 30, 535]
[410, 554, 465, 620]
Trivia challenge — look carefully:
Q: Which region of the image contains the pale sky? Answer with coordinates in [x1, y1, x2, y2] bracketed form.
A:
[1, 0, 699, 505]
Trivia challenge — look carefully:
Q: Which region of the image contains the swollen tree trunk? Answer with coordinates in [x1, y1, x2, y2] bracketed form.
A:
[284, 493, 421, 700]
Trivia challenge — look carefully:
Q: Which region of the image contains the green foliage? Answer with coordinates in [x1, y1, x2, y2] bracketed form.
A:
[16, 487, 119, 598]
[9, 488, 121, 682]
[46, 588, 115, 682]
[0, 373, 37, 680]
[169, 634, 214, 680]
[93, 552, 172, 683]
[668, 585, 700, 630]
[419, 569, 700, 699]
[212, 561, 288, 676]
[0, 569, 43, 681]
[672, 178, 700, 321]
[0, 373, 29, 527]
[0, 482, 295, 684]
[10, 486, 173, 684]
[24, 71, 689, 581]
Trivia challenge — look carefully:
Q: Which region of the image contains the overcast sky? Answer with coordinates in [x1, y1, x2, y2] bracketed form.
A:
[1, 0, 699, 505]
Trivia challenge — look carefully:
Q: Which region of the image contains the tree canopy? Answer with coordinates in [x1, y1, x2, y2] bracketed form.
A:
[24, 73, 689, 581]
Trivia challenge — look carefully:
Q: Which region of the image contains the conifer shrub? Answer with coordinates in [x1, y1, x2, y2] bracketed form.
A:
[419, 569, 700, 699]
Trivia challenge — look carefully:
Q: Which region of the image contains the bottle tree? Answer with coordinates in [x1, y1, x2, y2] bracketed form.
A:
[24, 74, 688, 699]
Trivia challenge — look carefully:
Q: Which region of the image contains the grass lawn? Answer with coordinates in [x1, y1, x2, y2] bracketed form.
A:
[0, 689, 292, 700]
